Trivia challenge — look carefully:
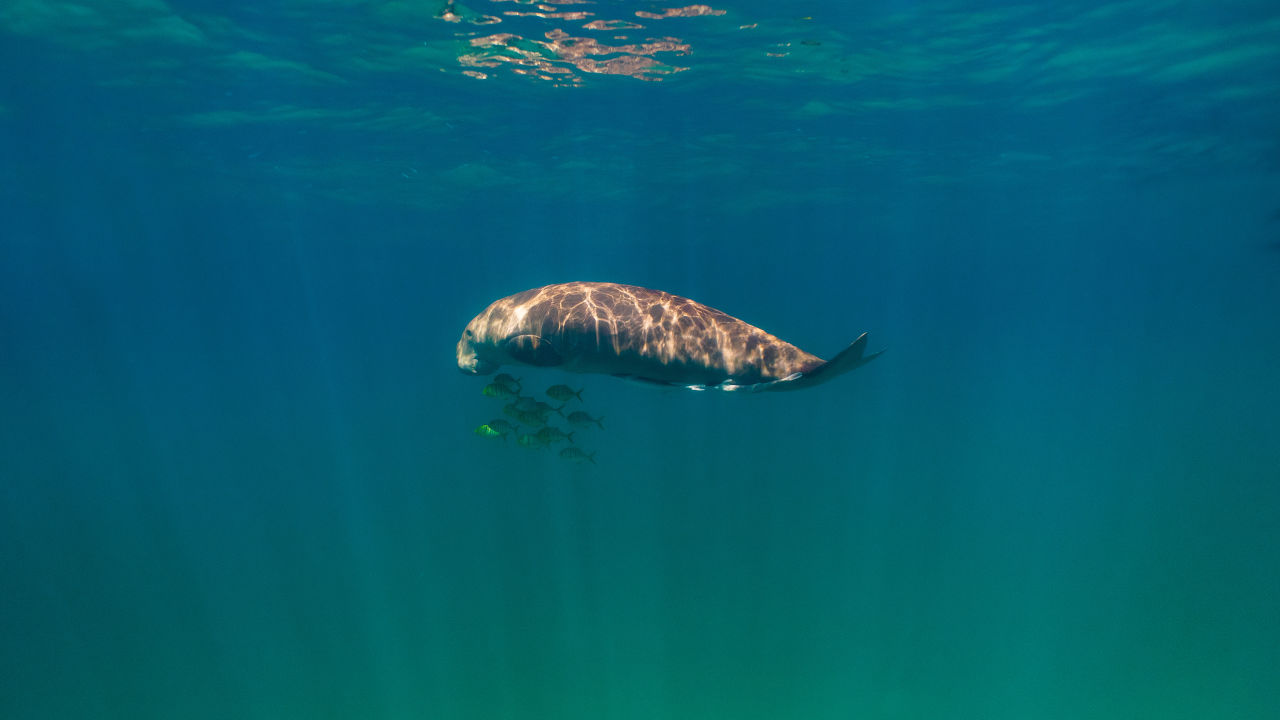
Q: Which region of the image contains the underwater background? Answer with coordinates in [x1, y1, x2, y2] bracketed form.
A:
[2, 1, 1279, 718]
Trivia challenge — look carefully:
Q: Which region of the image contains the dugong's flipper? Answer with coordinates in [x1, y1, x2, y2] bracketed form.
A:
[761, 333, 883, 392]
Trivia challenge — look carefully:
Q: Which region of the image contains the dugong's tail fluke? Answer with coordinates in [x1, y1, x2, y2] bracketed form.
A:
[764, 333, 883, 392]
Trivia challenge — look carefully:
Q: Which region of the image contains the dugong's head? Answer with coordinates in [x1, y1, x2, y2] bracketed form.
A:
[458, 287, 556, 375]
[457, 310, 501, 376]
[459, 295, 526, 376]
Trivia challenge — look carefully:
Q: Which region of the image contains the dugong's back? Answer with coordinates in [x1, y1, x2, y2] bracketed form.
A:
[503, 282, 823, 386]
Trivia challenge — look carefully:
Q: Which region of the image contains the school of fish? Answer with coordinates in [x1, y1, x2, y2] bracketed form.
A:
[473, 374, 601, 465]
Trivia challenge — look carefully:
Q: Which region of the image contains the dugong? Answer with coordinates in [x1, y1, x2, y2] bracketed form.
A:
[456, 282, 881, 392]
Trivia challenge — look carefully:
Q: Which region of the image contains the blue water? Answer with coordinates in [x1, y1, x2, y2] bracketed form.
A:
[3, 1, 1279, 718]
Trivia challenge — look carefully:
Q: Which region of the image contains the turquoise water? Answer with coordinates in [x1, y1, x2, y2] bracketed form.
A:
[3, 1, 1279, 718]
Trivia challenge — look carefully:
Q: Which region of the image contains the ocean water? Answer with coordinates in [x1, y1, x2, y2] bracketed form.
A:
[2, 1, 1279, 718]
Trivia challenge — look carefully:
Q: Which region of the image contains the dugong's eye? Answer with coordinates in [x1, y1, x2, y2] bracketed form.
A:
[465, 329, 473, 337]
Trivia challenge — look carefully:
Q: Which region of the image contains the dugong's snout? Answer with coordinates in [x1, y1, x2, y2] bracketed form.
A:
[457, 342, 498, 376]
[456, 323, 496, 375]
[458, 360, 497, 376]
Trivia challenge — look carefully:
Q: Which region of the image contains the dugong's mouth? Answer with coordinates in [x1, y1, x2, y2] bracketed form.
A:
[458, 357, 498, 376]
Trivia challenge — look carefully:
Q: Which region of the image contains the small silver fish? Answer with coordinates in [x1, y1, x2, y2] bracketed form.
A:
[486, 419, 519, 436]
[559, 447, 596, 464]
[504, 403, 549, 427]
[546, 384, 583, 403]
[534, 426, 574, 446]
[517, 433, 546, 449]
[494, 373, 523, 394]
[531, 400, 564, 417]
[566, 411, 604, 430]
[482, 382, 518, 399]
[474, 424, 503, 439]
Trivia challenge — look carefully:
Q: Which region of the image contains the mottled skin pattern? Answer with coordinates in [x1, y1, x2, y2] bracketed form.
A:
[457, 282, 830, 388]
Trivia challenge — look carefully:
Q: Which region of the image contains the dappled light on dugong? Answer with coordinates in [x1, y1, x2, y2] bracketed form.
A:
[456, 282, 882, 393]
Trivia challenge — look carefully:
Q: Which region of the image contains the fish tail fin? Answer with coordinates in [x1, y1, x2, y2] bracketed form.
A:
[765, 333, 883, 392]
[567, 431, 575, 444]
[589, 452, 597, 465]
[555, 404, 566, 416]
[595, 416, 605, 430]
[574, 388, 584, 402]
